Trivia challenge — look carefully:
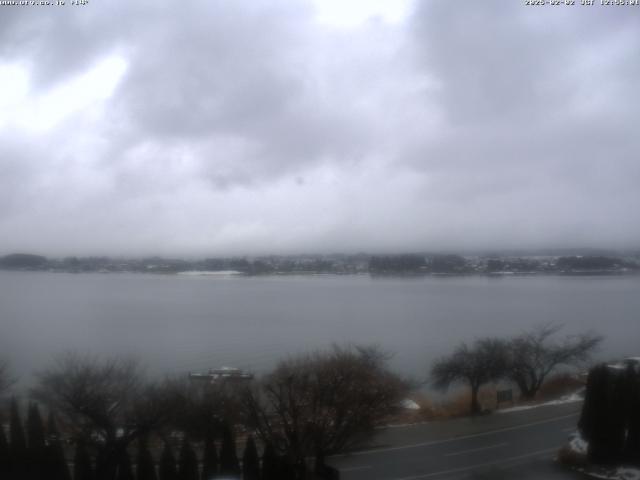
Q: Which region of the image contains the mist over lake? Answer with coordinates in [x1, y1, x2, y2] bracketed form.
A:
[1, 271, 639, 385]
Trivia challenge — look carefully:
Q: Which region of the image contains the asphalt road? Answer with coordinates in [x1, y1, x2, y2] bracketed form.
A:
[328, 403, 589, 480]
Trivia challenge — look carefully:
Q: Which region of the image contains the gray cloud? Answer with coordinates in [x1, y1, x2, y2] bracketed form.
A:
[0, 0, 638, 255]
[399, 1, 640, 249]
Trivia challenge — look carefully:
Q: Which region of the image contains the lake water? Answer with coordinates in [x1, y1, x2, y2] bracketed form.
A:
[1, 271, 639, 385]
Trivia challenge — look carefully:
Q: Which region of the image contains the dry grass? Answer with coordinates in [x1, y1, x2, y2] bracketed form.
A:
[386, 375, 585, 426]
[434, 387, 502, 418]
[537, 373, 584, 400]
[386, 386, 503, 425]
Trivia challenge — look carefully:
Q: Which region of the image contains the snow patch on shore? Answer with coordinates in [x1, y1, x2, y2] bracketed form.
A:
[178, 270, 243, 276]
[498, 390, 583, 414]
[400, 399, 421, 410]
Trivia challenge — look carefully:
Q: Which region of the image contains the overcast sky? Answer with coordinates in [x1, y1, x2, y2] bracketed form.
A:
[1, 0, 638, 256]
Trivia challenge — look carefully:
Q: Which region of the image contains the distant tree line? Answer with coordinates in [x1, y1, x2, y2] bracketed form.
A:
[369, 255, 427, 273]
[0, 253, 366, 275]
[579, 360, 640, 465]
[2, 252, 638, 276]
[368, 254, 639, 275]
[369, 254, 471, 274]
[431, 324, 602, 415]
[0, 346, 407, 480]
[485, 258, 540, 273]
[0, 254, 48, 270]
[556, 256, 629, 272]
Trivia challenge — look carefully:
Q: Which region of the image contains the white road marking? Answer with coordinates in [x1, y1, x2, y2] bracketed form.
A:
[443, 442, 508, 457]
[391, 447, 559, 480]
[336, 412, 578, 457]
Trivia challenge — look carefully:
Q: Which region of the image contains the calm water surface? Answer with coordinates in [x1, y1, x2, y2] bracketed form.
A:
[1, 271, 639, 383]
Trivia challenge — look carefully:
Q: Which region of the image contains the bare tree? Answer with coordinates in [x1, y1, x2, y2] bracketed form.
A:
[32, 353, 173, 480]
[244, 345, 408, 477]
[157, 376, 245, 441]
[507, 323, 602, 399]
[431, 338, 509, 415]
[0, 360, 15, 396]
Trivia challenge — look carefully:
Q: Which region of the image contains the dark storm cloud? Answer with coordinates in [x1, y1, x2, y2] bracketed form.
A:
[0, 0, 638, 255]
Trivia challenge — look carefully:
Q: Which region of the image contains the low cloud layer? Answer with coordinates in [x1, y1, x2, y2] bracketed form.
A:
[0, 0, 638, 256]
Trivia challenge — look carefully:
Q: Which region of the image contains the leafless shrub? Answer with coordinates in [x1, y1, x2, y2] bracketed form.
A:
[0, 359, 15, 396]
[31, 352, 174, 478]
[244, 345, 409, 474]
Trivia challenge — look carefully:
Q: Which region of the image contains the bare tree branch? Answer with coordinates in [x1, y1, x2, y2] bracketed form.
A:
[0, 359, 15, 396]
[507, 324, 602, 399]
[31, 352, 173, 479]
[244, 345, 408, 474]
[431, 338, 509, 415]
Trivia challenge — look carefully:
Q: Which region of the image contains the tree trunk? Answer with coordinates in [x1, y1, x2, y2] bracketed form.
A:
[314, 450, 325, 474]
[470, 385, 481, 415]
[520, 387, 536, 400]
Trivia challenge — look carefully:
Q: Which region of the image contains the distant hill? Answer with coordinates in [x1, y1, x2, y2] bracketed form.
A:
[0, 253, 48, 269]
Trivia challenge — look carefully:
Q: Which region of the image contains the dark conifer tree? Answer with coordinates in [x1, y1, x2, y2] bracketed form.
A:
[95, 447, 115, 480]
[159, 443, 178, 480]
[200, 433, 217, 480]
[606, 370, 628, 463]
[219, 424, 240, 476]
[74, 441, 95, 480]
[624, 363, 640, 464]
[46, 412, 71, 480]
[27, 403, 46, 450]
[241, 436, 260, 480]
[46, 411, 59, 441]
[580, 365, 603, 459]
[178, 438, 199, 480]
[0, 423, 10, 479]
[277, 455, 296, 480]
[10, 398, 28, 480]
[260, 443, 278, 480]
[116, 450, 135, 480]
[136, 437, 157, 480]
[27, 403, 47, 480]
[580, 364, 626, 464]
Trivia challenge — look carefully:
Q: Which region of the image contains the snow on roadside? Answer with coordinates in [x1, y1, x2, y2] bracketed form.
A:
[580, 467, 640, 480]
[497, 390, 583, 414]
[617, 468, 640, 480]
[561, 430, 640, 480]
[400, 398, 421, 410]
[568, 430, 588, 455]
